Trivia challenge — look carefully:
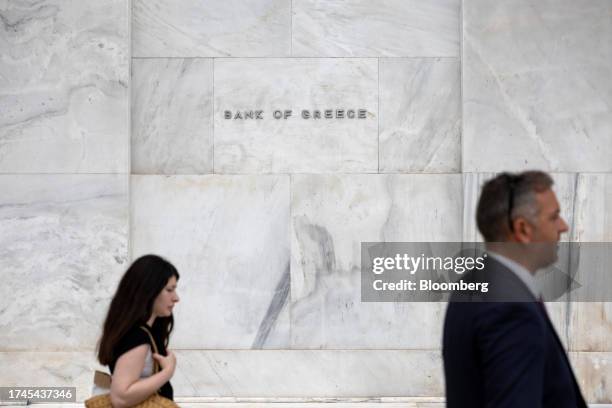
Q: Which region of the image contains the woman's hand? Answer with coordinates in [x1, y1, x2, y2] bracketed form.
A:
[153, 350, 176, 377]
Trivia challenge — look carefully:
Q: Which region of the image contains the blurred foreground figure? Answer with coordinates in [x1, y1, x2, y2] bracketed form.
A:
[443, 171, 587, 408]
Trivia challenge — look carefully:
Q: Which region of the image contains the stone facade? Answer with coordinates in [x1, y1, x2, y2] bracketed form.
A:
[1, 0, 611, 404]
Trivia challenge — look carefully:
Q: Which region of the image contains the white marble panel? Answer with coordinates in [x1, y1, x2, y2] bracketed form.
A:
[131, 59, 213, 174]
[0, 351, 442, 401]
[463, 0, 612, 172]
[292, 0, 459, 57]
[290, 174, 462, 348]
[172, 350, 443, 397]
[569, 174, 612, 352]
[214, 59, 378, 173]
[0, 175, 128, 350]
[570, 352, 612, 404]
[0, 352, 105, 402]
[379, 58, 460, 173]
[131, 175, 290, 349]
[132, 0, 291, 57]
[0, 0, 128, 173]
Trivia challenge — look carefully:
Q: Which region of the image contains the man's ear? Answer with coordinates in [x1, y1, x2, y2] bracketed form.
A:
[511, 216, 533, 243]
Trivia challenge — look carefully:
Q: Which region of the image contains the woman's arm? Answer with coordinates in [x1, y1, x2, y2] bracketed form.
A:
[109, 344, 174, 408]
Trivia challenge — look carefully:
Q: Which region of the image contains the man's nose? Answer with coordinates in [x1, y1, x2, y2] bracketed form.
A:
[559, 217, 569, 233]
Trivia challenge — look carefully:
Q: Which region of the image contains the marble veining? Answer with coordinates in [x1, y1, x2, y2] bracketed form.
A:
[290, 174, 462, 348]
[0, 352, 105, 402]
[1, 351, 610, 403]
[0, 0, 128, 173]
[292, 0, 460, 57]
[131, 58, 213, 174]
[379, 58, 460, 173]
[0, 175, 128, 350]
[130, 175, 290, 349]
[0, 351, 444, 402]
[570, 352, 612, 404]
[463, 0, 612, 172]
[252, 264, 291, 348]
[569, 174, 612, 352]
[172, 350, 444, 398]
[133, 0, 291, 57]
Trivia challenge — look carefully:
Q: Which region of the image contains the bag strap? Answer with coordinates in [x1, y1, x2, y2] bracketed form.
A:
[139, 325, 160, 375]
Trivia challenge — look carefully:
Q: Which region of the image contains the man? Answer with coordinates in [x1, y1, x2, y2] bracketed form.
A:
[443, 171, 587, 407]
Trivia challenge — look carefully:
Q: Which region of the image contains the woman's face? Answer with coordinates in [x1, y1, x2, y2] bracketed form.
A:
[152, 276, 179, 318]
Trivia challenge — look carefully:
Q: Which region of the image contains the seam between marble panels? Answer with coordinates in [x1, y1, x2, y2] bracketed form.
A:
[288, 174, 293, 347]
[566, 173, 580, 352]
[128, 0, 133, 264]
[377, 57, 380, 173]
[130, 56, 460, 59]
[212, 58, 216, 174]
[459, 0, 464, 174]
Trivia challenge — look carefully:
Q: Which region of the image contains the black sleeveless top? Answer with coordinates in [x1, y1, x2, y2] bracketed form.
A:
[109, 324, 173, 400]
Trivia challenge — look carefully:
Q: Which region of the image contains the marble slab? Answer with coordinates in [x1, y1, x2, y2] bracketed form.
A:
[0, 350, 443, 401]
[571, 352, 612, 404]
[292, 0, 459, 57]
[462, 0, 612, 172]
[172, 350, 444, 398]
[0, 352, 609, 404]
[568, 174, 612, 352]
[130, 175, 290, 349]
[0, 0, 128, 173]
[0, 352, 105, 402]
[132, 0, 291, 57]
[131, 58, 213, 174]
[213, 58, 378, 173]
[379, 58, 460, 173]
[290, 174, 462, 348]
[0, 175, 128, 351]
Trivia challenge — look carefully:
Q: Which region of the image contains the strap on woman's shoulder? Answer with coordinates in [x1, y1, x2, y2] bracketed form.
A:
[139, 325, 161, 376]
[139, 326, 159, 354]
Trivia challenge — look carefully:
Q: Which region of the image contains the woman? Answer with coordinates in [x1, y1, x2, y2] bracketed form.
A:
[97, 255, 180, 407]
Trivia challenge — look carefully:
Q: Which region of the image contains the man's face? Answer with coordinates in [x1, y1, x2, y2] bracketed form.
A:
[529, 189, 569, 266]
[531, 189, 569, 242]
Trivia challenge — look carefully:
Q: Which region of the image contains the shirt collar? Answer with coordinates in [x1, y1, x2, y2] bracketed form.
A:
[487, 251, 541, 299]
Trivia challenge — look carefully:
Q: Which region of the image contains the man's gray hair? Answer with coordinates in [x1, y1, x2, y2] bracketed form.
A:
[476, 171, 554, 242]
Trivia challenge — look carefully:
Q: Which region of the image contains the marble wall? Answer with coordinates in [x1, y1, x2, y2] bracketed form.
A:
[0, 0, 130, 404]
[1, 0, 611, 405]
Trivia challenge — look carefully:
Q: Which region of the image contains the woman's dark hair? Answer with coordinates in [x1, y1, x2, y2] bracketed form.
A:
[97, 254, 179, 365]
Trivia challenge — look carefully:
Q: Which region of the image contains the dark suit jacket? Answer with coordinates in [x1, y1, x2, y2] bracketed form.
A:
[443, 257, 587, 408]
